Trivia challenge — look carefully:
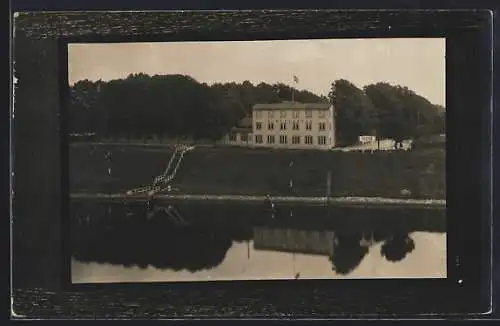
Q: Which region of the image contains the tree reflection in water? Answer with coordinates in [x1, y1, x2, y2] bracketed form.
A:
[71, 201, 444, 276]
[380, 233, 416, 262]
[328, 231, 417, 274]
[73, 224, 235, 272]
[329, 232, 370, 275]
[72, 203, 253, 272]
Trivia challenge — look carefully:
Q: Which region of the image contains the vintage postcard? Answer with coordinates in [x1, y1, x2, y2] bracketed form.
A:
[68, 38, 446, 283]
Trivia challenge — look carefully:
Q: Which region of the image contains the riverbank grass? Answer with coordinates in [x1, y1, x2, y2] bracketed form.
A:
[70, 144, 444, 199]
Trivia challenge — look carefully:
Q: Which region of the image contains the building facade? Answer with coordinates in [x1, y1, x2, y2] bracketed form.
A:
[252, 101, 336, 150]
[253, 227, 336, 256]
[220, 101, 336, 150]
[218, 116, 253, 146]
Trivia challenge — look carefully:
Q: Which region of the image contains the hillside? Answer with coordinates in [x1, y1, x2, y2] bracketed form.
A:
[69, 144, 174, 193]
[170, 147, 445, 199]
[70, 144, 445, 199]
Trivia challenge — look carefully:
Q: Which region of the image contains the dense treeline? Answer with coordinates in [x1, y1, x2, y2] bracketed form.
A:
[329, 79, 445, 146]
[69, 73, 325, 141]
[69, 74, 445, 145]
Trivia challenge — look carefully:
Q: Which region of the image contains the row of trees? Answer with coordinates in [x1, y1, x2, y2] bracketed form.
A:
[329, 79, 445, 145]
[69, 74, 445, 145]
[69, 74, 325, 141]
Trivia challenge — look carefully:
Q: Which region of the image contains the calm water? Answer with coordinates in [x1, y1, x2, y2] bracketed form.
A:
[70, 201, 446, 283]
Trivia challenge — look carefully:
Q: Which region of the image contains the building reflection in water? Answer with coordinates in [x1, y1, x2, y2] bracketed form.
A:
[70, 201, 445, 282]
[251, 227, 417, 275]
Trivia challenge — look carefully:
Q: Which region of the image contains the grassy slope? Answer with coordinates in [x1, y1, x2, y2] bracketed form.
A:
[171, 147, 445, 199]
[70, 144, 174, 193]
[70, 144, 445, 199]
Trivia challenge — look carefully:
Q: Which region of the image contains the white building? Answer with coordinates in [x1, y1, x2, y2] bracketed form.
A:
[220, 101, 336, 150]
[358, 135, 377, 144]
[218, 116, 253, 147]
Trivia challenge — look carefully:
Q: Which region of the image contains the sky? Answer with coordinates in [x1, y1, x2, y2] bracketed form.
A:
[68, 38, 445, 106]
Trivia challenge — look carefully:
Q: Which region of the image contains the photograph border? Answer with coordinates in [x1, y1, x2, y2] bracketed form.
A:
[11, 9, 493, 318]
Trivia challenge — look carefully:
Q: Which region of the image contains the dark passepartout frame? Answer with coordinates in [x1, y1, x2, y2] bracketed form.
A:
[11, 9, 493, 319]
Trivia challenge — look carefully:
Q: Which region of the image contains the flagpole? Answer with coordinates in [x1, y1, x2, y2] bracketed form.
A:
[292, 75, 298, 104]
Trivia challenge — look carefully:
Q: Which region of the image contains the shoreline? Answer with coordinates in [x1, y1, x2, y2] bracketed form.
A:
[68, 140, 418, 152]
[70, 193, 446, 209]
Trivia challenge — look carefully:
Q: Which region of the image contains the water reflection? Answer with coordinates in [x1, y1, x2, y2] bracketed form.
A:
[252, 228, 420, 275]
[380, 233, 416, 262]
[70, 201, 446, 282]
[330, 232, 371, 275]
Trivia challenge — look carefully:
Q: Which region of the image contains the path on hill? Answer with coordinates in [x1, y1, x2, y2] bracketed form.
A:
[125, 144, 195, 196]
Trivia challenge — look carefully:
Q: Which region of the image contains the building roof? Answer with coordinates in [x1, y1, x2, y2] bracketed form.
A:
[230, 126, 252, 133]
[253, 101, 331, 110]
[235, 115, 253, 128]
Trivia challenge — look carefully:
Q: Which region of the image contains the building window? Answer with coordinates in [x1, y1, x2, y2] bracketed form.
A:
[268, 122, 274, 130]
[305, 135, 313, 145]
[280, 122, 287, 130]
[319, 122, 326, 131]
[292, 122, 300, 130]
[292, 136, 301, 144]
[318, 110, 326, 118]
[256, 111, 262, 119]
[241, 134, 248, 142]
[318, 136, 327, 145]
[268, 110, 274, 118]
[255, 135, 263, 144]
[256, 122, 262, 130]
[280, 111, 287, 118]
[229, 133, 236, 142]
[305, 110, 312, 118]
[306, 121, 312, 130]
[293, 111, 300, 119]
[267, 135, 275, 144]
[279, 135, 287, 144]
